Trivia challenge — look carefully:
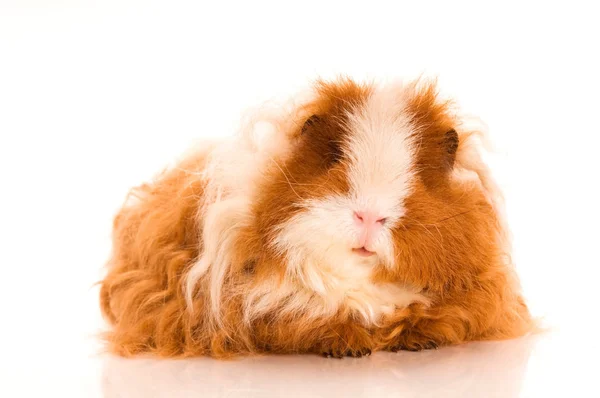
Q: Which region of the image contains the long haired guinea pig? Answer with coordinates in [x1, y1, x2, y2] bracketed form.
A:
[99, 77, 535, 358]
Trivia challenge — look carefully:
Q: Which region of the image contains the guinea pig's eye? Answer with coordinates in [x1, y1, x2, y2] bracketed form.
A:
[442, 129, 459, 168]
[301, 115, 321, 134]
[300, 114, 343, 167]
[444, 129, 459, 156]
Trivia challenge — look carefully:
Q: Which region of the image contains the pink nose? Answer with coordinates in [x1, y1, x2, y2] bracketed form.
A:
[354, 211, 386, 248]
[354, 211, 387, 227]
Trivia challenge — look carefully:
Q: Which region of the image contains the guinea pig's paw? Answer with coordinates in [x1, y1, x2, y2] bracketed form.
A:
[389, 332, 440, 352]
[345, 347, 372, 358]
[321, 346, 372, 358]
[392, 340, 439, 352]
[321, 349, 345, 359]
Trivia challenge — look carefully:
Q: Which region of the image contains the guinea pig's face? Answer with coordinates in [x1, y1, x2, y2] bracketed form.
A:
[255, 79, 458, 279]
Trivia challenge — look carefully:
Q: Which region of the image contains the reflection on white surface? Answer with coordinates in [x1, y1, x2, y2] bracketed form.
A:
[101, 336, 536, 398]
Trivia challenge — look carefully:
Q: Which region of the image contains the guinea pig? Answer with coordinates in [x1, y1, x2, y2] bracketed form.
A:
[99, 77, 535, 358]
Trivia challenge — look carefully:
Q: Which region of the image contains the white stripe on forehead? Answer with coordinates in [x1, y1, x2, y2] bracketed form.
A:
[343, 83, 417, 220]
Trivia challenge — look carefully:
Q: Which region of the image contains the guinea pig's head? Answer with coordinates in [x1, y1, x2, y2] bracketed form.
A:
[253, 78, 470, 287]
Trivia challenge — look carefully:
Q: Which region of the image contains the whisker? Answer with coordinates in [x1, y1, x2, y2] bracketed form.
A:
[402, 214, 444, 249]
[435, 209, 475, 224]
[269, 157, 303, 200]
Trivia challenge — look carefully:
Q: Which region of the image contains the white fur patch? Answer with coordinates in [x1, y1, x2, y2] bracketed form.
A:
[244, 271, 428, 326]
[183, 97, 307, 322]
[344, 83, 416, 221]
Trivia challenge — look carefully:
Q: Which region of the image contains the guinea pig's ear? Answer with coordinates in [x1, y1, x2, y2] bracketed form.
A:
[442, 129, 459, 169]
[301, 115, 322, 134]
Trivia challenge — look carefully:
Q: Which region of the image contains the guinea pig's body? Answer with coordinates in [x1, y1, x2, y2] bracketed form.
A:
[99, 78, 534, 358]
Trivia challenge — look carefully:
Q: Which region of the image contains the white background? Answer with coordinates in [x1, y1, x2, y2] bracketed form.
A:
[1, 1, 599, 397]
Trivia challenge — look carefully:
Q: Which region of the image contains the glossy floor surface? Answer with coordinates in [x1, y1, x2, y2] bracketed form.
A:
[97, 334, 580, 398]
[5, 316, 598, 397]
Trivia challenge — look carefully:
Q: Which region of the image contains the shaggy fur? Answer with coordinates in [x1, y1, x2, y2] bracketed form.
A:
[99, 78, 535, 358]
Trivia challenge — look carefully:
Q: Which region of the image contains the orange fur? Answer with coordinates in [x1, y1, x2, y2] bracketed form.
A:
[99, 78, 535, 358]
